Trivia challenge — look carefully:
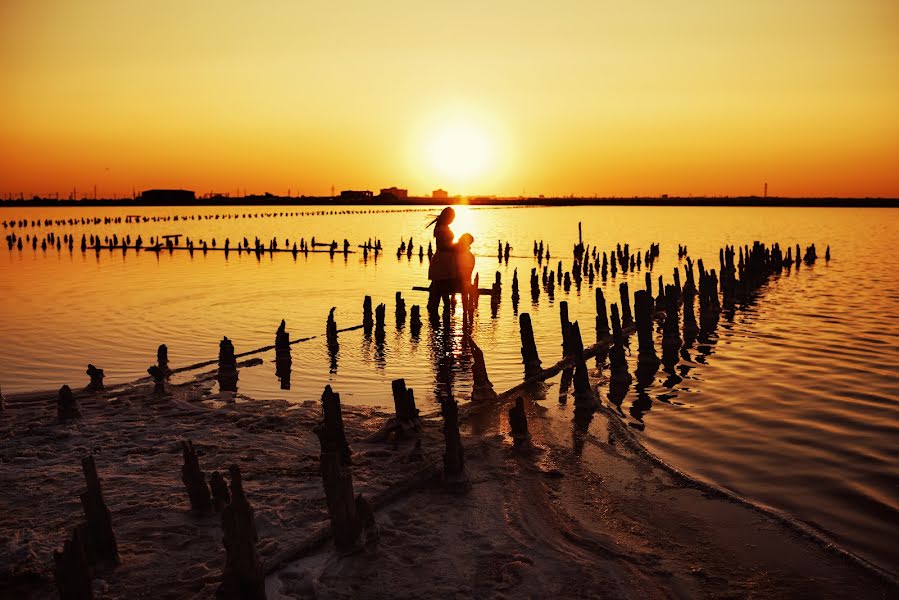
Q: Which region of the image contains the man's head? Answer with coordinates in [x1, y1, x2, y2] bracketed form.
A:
[458, 233, 474, 249]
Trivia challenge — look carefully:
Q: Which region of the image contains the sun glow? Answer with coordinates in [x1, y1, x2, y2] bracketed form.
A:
[425, 120, 495, 189]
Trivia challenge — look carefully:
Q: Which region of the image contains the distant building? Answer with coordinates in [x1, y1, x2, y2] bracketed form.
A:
[340, 190, 374, 199]
[432, 189, 448, 199]
[138, 189, 196, 204]
[379, 187, 408, 200]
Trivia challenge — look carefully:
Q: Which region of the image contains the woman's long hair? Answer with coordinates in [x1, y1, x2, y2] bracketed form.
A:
[426, 206, 455, 229]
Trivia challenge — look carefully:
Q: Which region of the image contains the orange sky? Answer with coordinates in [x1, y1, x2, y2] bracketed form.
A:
[1, 0, 897, 198]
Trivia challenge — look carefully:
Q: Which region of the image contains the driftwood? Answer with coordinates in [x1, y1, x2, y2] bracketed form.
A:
[217, 465, 266, 600]
[181, 440, 212, 511]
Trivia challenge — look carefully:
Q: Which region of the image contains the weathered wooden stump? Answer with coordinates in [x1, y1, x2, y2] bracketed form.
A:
[147, 365, 166, 394]
[610, 303, 623, 340]
[395, 291, 406, 325]
[608, 339, 631, 384]
[619, 282, 633, 328]
[519, 313, 543, 379]
[410, 304, 422, 336]
[157, 344, 171, 376]
[53, 527, 93, 600]
[217, 465, 266, 600]
[181, 440, 212, 511]
[326, 307, 339, 349]
[363, 296, 374, 333]
[377, 378, 421, 438]
[375, 303, 386, 340]
[595, 288, 610, 341]
[210, 471, 231, 512]
[439, 394, 470, 493]
[661, 285, 683, 359]
[470, 340, 498, 402]
[570, 322, 601, 411]
[218, 337, 239, 392]
[511, 268, 520, 303]
[80, 455, 119, 565]
[85, 364, 104, 391]
[634, 290, 660, 367]
[58, 385, 82, 422]
[313, 385, 352, 465]
[508, 397, 532, 448]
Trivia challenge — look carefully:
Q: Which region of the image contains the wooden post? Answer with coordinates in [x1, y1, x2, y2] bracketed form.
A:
[570, 322, 600, 411]
[619, 282, 633, 328]
[313, 385, 352, 466]
[595, 287, 610, 341]
[210, 471, 231, 512]
[58, 385, 81, 422]
[634, 290, 659, 367]
[662, 285, 682, 359]
[395, 292, 406, 325]
[519, 313, 543, 379]
[147, 365, 166, 394]
[508, 397, 532, 448]
[157, 344, 171, 376]
[439, 394, 470, 493]
[85, 364, 104, 391]
[375, 303, 386, 341]
[218, 337, 239, 392]
[363, 296, 374, 332]
[54, 527, 93, 600]
[610, 303, 623, 340]
[410, 305, 422, 337]
[511, 268, 520, 303]
[181, 440, 212, 511]
[326, 307, 339, 348]
[80, 455, 119, 565]
[217, 465, 266, 600]
[389, 378, 421, 434]
[470, 340, 498, 402]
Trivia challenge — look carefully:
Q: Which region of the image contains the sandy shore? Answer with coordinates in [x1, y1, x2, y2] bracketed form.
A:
[1, 366, 895, 599]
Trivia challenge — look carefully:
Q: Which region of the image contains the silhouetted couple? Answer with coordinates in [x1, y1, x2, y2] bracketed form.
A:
[427, 207, 475, 313]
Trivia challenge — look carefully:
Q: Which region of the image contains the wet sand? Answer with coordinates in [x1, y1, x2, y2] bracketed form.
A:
[1, 368, 895, 599]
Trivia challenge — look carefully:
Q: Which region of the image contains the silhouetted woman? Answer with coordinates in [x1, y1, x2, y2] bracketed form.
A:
[427, 207, 456, 312]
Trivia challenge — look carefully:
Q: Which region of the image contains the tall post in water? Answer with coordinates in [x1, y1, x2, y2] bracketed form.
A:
[519, 313, 543, 379]
[619, 282, 633, 328]
[595, 287, 610, 342]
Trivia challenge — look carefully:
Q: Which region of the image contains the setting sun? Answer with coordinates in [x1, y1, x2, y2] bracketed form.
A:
[425, 120, 495, 190]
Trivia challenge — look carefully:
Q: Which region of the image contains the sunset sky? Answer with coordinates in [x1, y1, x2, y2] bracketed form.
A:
[1, 0, 897, 198]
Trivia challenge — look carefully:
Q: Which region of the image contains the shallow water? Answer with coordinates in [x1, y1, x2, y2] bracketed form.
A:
[1, 204, 897, 577]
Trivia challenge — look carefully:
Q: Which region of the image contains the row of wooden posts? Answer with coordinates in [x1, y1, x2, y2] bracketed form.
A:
[1, 207, 432, 230]
[43, 238, 825, 598]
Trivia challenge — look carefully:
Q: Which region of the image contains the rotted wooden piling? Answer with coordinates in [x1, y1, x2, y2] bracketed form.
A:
[79, 455, 119, 565]
[661, 285, 682, 359]
[519, 313, 543, 379]
[595, 288, 610, 342]
[375, 303, 386, 340]
[210, 471, 231, 512]
[389, 378, 421, 434]
[410, 305, 422, 336]
[85, 364, 104, 391]
[395, 291, 407, 325]
[157, 344, 171, 376]
[314, 385, 352, 465]
[218, 337, 239, 391]
[439, 394, 470, 493]
[58, 385, 82, 422]
[610, 303, 623, 340]
[508, 397, 532, 448]
[470, 340, 498, 403]
[362, 296, 374, 332]
[619, 282, 633, 328]
[181, 440, 212, 511]
[147, 365, 166, 395]
[217, 465, 266, 600]
[634, 290, 659, 367]
[570, 322, 600, 411]
[326, 307, 339, 348]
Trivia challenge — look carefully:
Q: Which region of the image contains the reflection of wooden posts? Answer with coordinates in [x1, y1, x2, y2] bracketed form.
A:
[470, 340, 498, 402]
[519, 313, 542, 379]
[595, 288, 609, 341]
[314, 385, 352, 465]
[439, 395, 470, 492]
[181, 440, 212, 511]
[619, 282, 633, 328]
[508, 397, 532, 448]
[58, 385, 81, 422]
[218, 465, 266, 600]
[54, 528, 92, 600]
[80, 455, 119, 565]
[85, 364, 104, 391]
[634, 290, 659, 367]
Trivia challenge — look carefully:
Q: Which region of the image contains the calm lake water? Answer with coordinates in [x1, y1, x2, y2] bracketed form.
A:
[2, 204, 897, 577]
